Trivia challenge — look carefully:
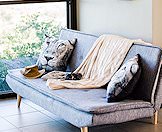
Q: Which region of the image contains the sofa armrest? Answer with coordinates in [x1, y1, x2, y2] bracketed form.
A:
[154, 62, 162, 111]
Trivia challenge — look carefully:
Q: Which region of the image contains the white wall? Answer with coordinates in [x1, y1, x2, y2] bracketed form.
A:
[77, 0, 152, 42]
[153, 0, 162, 47]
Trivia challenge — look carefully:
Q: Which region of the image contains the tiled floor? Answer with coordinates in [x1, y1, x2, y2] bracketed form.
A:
[0, 97, 162, 132]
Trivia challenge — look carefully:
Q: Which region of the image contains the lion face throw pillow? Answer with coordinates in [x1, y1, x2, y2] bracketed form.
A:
[36, 35, 76, 72]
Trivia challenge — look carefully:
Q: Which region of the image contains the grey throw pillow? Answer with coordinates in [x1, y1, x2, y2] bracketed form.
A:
[36, 35, 76, 72]
[106, 54, 141, 103]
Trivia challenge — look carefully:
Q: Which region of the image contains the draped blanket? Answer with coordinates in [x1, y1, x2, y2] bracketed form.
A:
[46, 35, 144, 90]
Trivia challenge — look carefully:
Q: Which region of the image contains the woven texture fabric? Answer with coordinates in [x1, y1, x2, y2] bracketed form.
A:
[123, 45, 161, 102]
[47, 35, 134, 89]
[92, 107, 154, 126]
[6, 75, 93, 127]
[59, 29, 98, 72]
[5, 29, 162, 128]
[7, 70, 152, 114]
[6, 75, 154, 127]
[59, 29, 162, 102]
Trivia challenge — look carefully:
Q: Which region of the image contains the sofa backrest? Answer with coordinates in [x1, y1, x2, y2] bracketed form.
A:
[123, 44, 161, 102]
[59, 29, 161, 102]
[59, 29, 98, 72]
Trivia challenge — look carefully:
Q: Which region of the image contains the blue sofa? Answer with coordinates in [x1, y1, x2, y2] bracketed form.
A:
[6, 29, 162, 132]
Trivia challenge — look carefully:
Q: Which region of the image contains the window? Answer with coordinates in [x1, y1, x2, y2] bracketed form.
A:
[0, 0, 77, 97]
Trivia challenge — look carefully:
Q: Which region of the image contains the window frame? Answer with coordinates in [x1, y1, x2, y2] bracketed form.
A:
[0, 0, 77, 30]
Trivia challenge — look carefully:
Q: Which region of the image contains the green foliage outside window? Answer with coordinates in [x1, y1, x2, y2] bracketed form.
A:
[0, 13, 62, 59]
[0, 12, 63, 94]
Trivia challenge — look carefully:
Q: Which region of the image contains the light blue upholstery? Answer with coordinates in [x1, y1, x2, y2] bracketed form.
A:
[6, 75, 93, 127]
[123, 44, 161, 102]
[6, 74, 154, 127]
[7, 69, 152, 114]
[59, 29, 98, 72]
[60, 29, 162, 102]
[6, 29, 162, 128]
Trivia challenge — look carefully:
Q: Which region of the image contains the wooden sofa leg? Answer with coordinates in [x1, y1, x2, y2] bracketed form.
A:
[153, 111, 158, 125]
[81, 127, 88, 132]
[17, 95, 22, 108]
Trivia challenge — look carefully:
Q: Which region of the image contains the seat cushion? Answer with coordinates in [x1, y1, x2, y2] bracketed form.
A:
[7, 69, 153, 114]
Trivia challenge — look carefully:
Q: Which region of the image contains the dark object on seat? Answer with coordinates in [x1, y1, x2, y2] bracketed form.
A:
[65, 73, 82, 80]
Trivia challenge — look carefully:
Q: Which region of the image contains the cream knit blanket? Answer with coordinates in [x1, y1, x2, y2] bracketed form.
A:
[46, 35, 146, 90]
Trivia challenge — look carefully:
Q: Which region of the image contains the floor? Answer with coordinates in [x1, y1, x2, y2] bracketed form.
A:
[0, 98, 162, 132]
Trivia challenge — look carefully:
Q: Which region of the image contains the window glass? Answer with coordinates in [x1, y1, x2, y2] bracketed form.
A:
[0, 2, 66, 59]
[0, 2, 67, 94]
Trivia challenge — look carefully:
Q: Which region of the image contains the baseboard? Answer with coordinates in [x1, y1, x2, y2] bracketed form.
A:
[0, 92, 16, 99]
